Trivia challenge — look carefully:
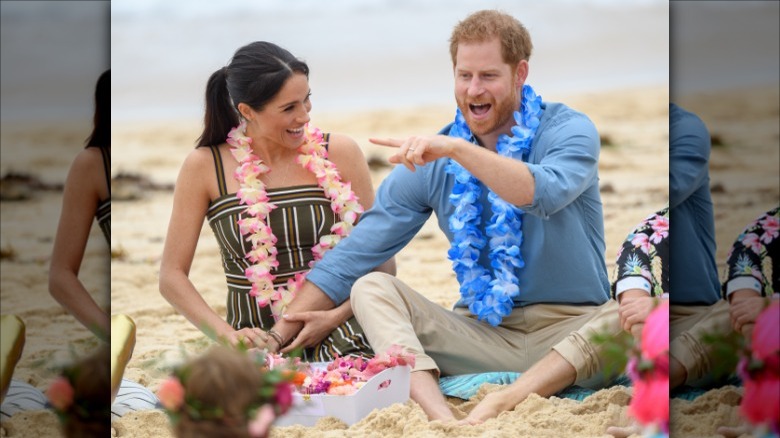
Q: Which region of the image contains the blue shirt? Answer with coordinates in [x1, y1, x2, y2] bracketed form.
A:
[669, 103, 721, 305]
[308, 102, 610, 308]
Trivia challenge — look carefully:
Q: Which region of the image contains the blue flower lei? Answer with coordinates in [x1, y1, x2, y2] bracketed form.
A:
[444, 84, 543, 326]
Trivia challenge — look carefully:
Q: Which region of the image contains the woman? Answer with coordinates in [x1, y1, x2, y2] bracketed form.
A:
[49, 69, 111, 341]
[3, 69, 112, 424]
[159, 42, 394, 361]
[46, 70, 159, 423]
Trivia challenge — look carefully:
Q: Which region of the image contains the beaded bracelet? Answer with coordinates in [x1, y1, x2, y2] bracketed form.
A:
[266, 329, 285, 349]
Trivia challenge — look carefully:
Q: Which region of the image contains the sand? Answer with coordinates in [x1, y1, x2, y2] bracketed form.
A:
[0, 123, 110, 436]
[2, 84, 778, 437]
[676, 86, 780, 263]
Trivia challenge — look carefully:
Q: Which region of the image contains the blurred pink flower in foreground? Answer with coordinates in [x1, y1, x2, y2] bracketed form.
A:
[46, 376, 74, 411]
[642, 300, 669, 359]
[157, 377, 185, 411]
[247, 404, 275, 438]
[739, 301, 779, 431]
[630, 378, 669, 427]
[752, 301, 779, 361]
[628, 300, 669, 429]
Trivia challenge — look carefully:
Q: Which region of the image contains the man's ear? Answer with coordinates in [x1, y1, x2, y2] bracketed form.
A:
[515, 60, 529, 88]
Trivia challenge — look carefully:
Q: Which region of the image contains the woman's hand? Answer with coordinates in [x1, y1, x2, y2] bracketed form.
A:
[280, 307, 346, 353]
[222, 327, 272, 351]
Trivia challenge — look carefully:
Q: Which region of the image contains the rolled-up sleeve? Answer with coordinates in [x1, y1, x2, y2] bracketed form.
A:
[522, 115, 600, 219]
[306, 164, 433, 304]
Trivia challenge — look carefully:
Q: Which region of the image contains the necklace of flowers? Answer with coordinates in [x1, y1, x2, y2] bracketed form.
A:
[444, 84, 543, 326]
[265, 345, 415, 396]
[227, 120, 364, 319]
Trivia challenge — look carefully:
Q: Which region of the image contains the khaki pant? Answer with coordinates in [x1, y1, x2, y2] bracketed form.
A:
[670, 300, 732, 387]
[351, 272, 620, 388]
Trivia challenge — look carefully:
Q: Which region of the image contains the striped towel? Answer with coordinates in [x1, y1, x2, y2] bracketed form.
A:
[0, 380, 47, 419]
[0, 378, 160, 420]
[439, 372, 633, 401]
[111, 379, 161, 420]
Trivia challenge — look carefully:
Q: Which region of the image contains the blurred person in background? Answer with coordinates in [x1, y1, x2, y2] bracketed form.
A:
[722, 206, 779, 340]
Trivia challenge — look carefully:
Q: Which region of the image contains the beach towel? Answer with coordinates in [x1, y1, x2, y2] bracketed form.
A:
[0, 380, 48, 419]
[440, 372, 634, 401]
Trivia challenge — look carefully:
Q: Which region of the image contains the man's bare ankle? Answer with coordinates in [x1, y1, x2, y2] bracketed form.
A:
[427, 409, 455, 422]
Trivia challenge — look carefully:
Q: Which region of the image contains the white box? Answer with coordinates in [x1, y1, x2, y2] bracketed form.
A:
[274, 364, 411, 427]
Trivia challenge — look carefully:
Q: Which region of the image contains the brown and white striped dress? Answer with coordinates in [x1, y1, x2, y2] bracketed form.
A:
[205, 138, 373, 361]
[95, 146, 111, 243]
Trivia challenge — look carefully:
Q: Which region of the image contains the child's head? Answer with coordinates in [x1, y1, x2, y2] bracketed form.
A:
[159, 346, 292, 438]
[47, 346, 111, 438]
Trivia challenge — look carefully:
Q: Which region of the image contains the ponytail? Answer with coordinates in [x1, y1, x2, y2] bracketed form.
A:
[85, 69, 110, 148]
[196, 67, 240, 148]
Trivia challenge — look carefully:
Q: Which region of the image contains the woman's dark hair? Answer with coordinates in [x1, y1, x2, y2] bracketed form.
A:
[196, 42, 309, 148]
[85, 69, 110, 148]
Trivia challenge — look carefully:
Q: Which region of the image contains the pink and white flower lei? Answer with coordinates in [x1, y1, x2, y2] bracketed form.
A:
[264, 345, 415, 396]
[227, 120, 363, 319]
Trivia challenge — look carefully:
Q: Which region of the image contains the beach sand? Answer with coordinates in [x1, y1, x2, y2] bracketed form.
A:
[2, 84, 778, 437]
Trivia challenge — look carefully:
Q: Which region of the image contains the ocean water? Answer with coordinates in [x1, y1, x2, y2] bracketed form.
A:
[110, 0, 669, 122]
[4, 1, 777, 126]
[672, 1, 779, 96]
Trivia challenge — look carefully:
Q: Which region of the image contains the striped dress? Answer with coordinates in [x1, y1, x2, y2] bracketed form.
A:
[205, 138, 373, 361]
[95, 146, 110, 243]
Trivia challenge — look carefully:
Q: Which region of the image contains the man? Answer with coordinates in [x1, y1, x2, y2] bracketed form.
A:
[264, 10, 619, 423]
[667, 103, 732, 390]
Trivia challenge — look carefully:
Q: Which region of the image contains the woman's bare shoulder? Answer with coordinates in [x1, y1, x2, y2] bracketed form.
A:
[326, 133, 365, 167]
[180, 144, 223, 175]
[70, 147, 105, 172]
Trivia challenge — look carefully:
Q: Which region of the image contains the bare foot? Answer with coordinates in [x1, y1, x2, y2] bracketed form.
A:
[460, 391, 515, 425]
[428, 411, 456, 422]
[606, 424, 641, 438]
[410, 370, 456, 422]
[716, 425, 750, 438]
